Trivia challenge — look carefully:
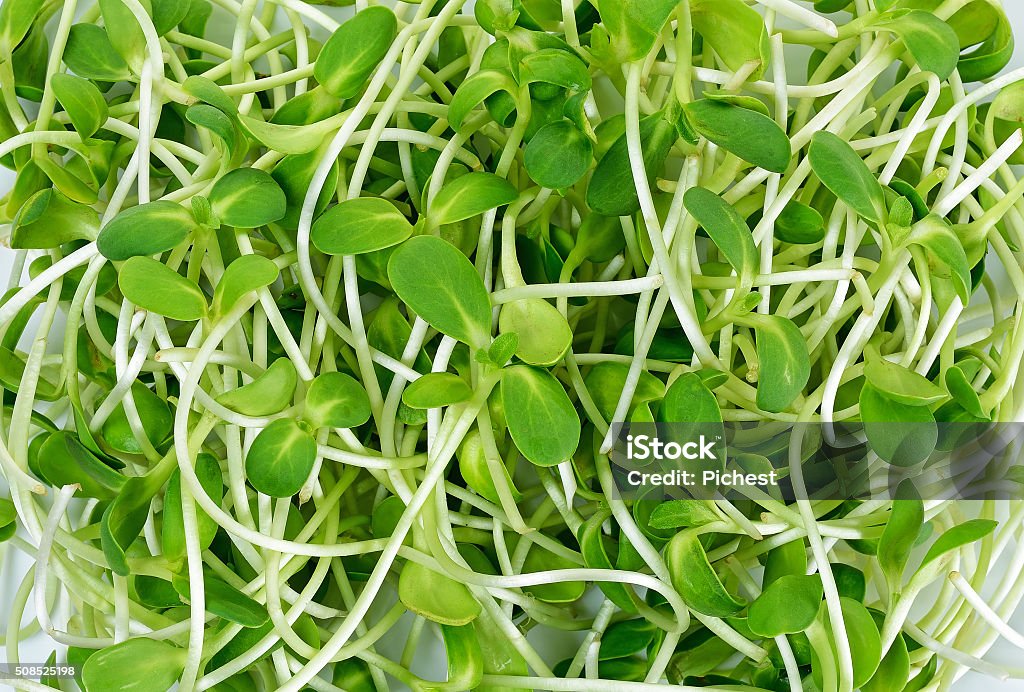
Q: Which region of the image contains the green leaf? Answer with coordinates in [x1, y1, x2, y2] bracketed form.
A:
[763, 541, 808, 587]
[438, 624, 485, 691]
[303, 371, 371, 429]
[834, 598, 883, 689]
[691, 0, 771, 79]
[487, 332, 519, 367]
[502, 365, 580, 466]
[162, 454, 222, 563]
[185, 104, 236, 150]
[776, 200, 826, 245]
[398, 561, 481, 625]
[498, 298, 572, 366]
[100, 381, 173, 454]
[311, 198, 414, 256]
[97, 201, 195, 260]
[208, 168, 287, 228]
[809, 131, 886, 224]
[314, 6, 397, 98]
[388, 235, 492, 348]
[172, 573, 268, 627]
[907, 214, 971, 304]
[519, 48, 592, 93]
[118, 257, 208, 321]
[51, 73, 108, 139]
[428, 172, 518, 227]
[748, 575, 823, 637]
[97, 0, 146, 72]
[238, 114, 338, 155]
[62, 24, 132, 81]
[599, 619, 657, 660]
[864, 352, 947, 406]
[11, 188, 99, 249]
[211, 254, 279, 318]
[648, 500, 718, 530]
[878, 480, 924, 593]
[864, 631, 910, 692]
[522, 544, 587, 603]
[860, 383, 937, 466]
[743, 314, 811, 413]
[922, 519, 997, 566]
[402, 372, 472, 409]
[82, 639, 187, 692]
[585, 361, 664, 422]
[666, 531, 746, 617]
[244, 419, 317, 497]
[0, 0, 48, 56]
[448, 69, 519, 132]
[151, 0, 190, 35]
[874, 10, 960, 80]
[272, 146, 339, 230]
[37, 432, 124, 499]
[183, 75, 237, 115]
[684, 187, 758, 280]
[101, 470, 162, 575]
[587, 113, 676, 217]
[683, 100, 791, 174]
[598, 0, 681, 62]
[524, 120, 593, 189]
[216, 359, 297, 417]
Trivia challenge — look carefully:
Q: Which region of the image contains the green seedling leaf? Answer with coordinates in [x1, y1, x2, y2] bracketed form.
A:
[100, 381, 173, 454]
[118, 257, 208, 321]
[578, 511, 638, 610]
[0, 0, 48, 56]
[498, 298, 572, 366]
[878, 480, 924, 594]
[683, 100, 791, 173]
[864, 631, 910, 692]
[809, 131, 886, 224]
[585, 361, 665, 422]
[666, 531, 746, 618]
[402, 372, 472, 409]
[587, 113, 676, 217]
[388, 235, 493, 348]
[776, 200, 826, 244]
[37, 432, 124, 499]
[744, 314, 811, 413]
[906, 215, 971, 304]
[524, 120, 593, 189]
[314, 6, 397, 98]
[162, 455, 222, 564]
[172, 573, 268, 627]
[520, 48, 592, 93]
[874, 10, 960, 80]
[62, 24, 132, 81]
[691, 0, 771, 79]
[763, 540, 808, 587]
[208, 168, 287, 228]
[97, 201, 194, 260]
[922, 519, 997, 566]
[522, 544, 587, 603]
[211, 254, 279, 318]
[11, 188, 99, 249]
[216, 359, 297, 417]
[428, 172, 518, 227]
[82, 639, 187, 692]
[186, 104, 236, 149]
[51, 73, 108, 139]
[648, 500, 718, 530]
[244, 419, 317, 497]
[502, 365, 580, 466]
[438, 624, 485, 690]
[457, 430, 522, 506]
[599, 619, 658, 660]
[864, 352, 947, 406]
[860, 383, 937, 466]
[312, 197, 414, 256]
[487, 331, 519, 367]
[183, 75, 237, 115]
[684, 187, 758, 280]
[448, 69, 518, 132]
[748, 575, 823, 637]
[398, 560, 481, 625]
[272, 147, 339, 230]
[598, 0, 681, 62]
[304, 371, 371, 429]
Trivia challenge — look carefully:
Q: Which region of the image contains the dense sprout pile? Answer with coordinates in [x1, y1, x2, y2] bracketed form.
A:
[4, 0, 1024, 690]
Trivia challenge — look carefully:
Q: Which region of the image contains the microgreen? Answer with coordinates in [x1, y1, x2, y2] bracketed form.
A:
[2, 1, 1024, 691]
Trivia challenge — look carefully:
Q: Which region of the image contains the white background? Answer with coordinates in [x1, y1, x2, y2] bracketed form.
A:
[4, 2, 1024, 690]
